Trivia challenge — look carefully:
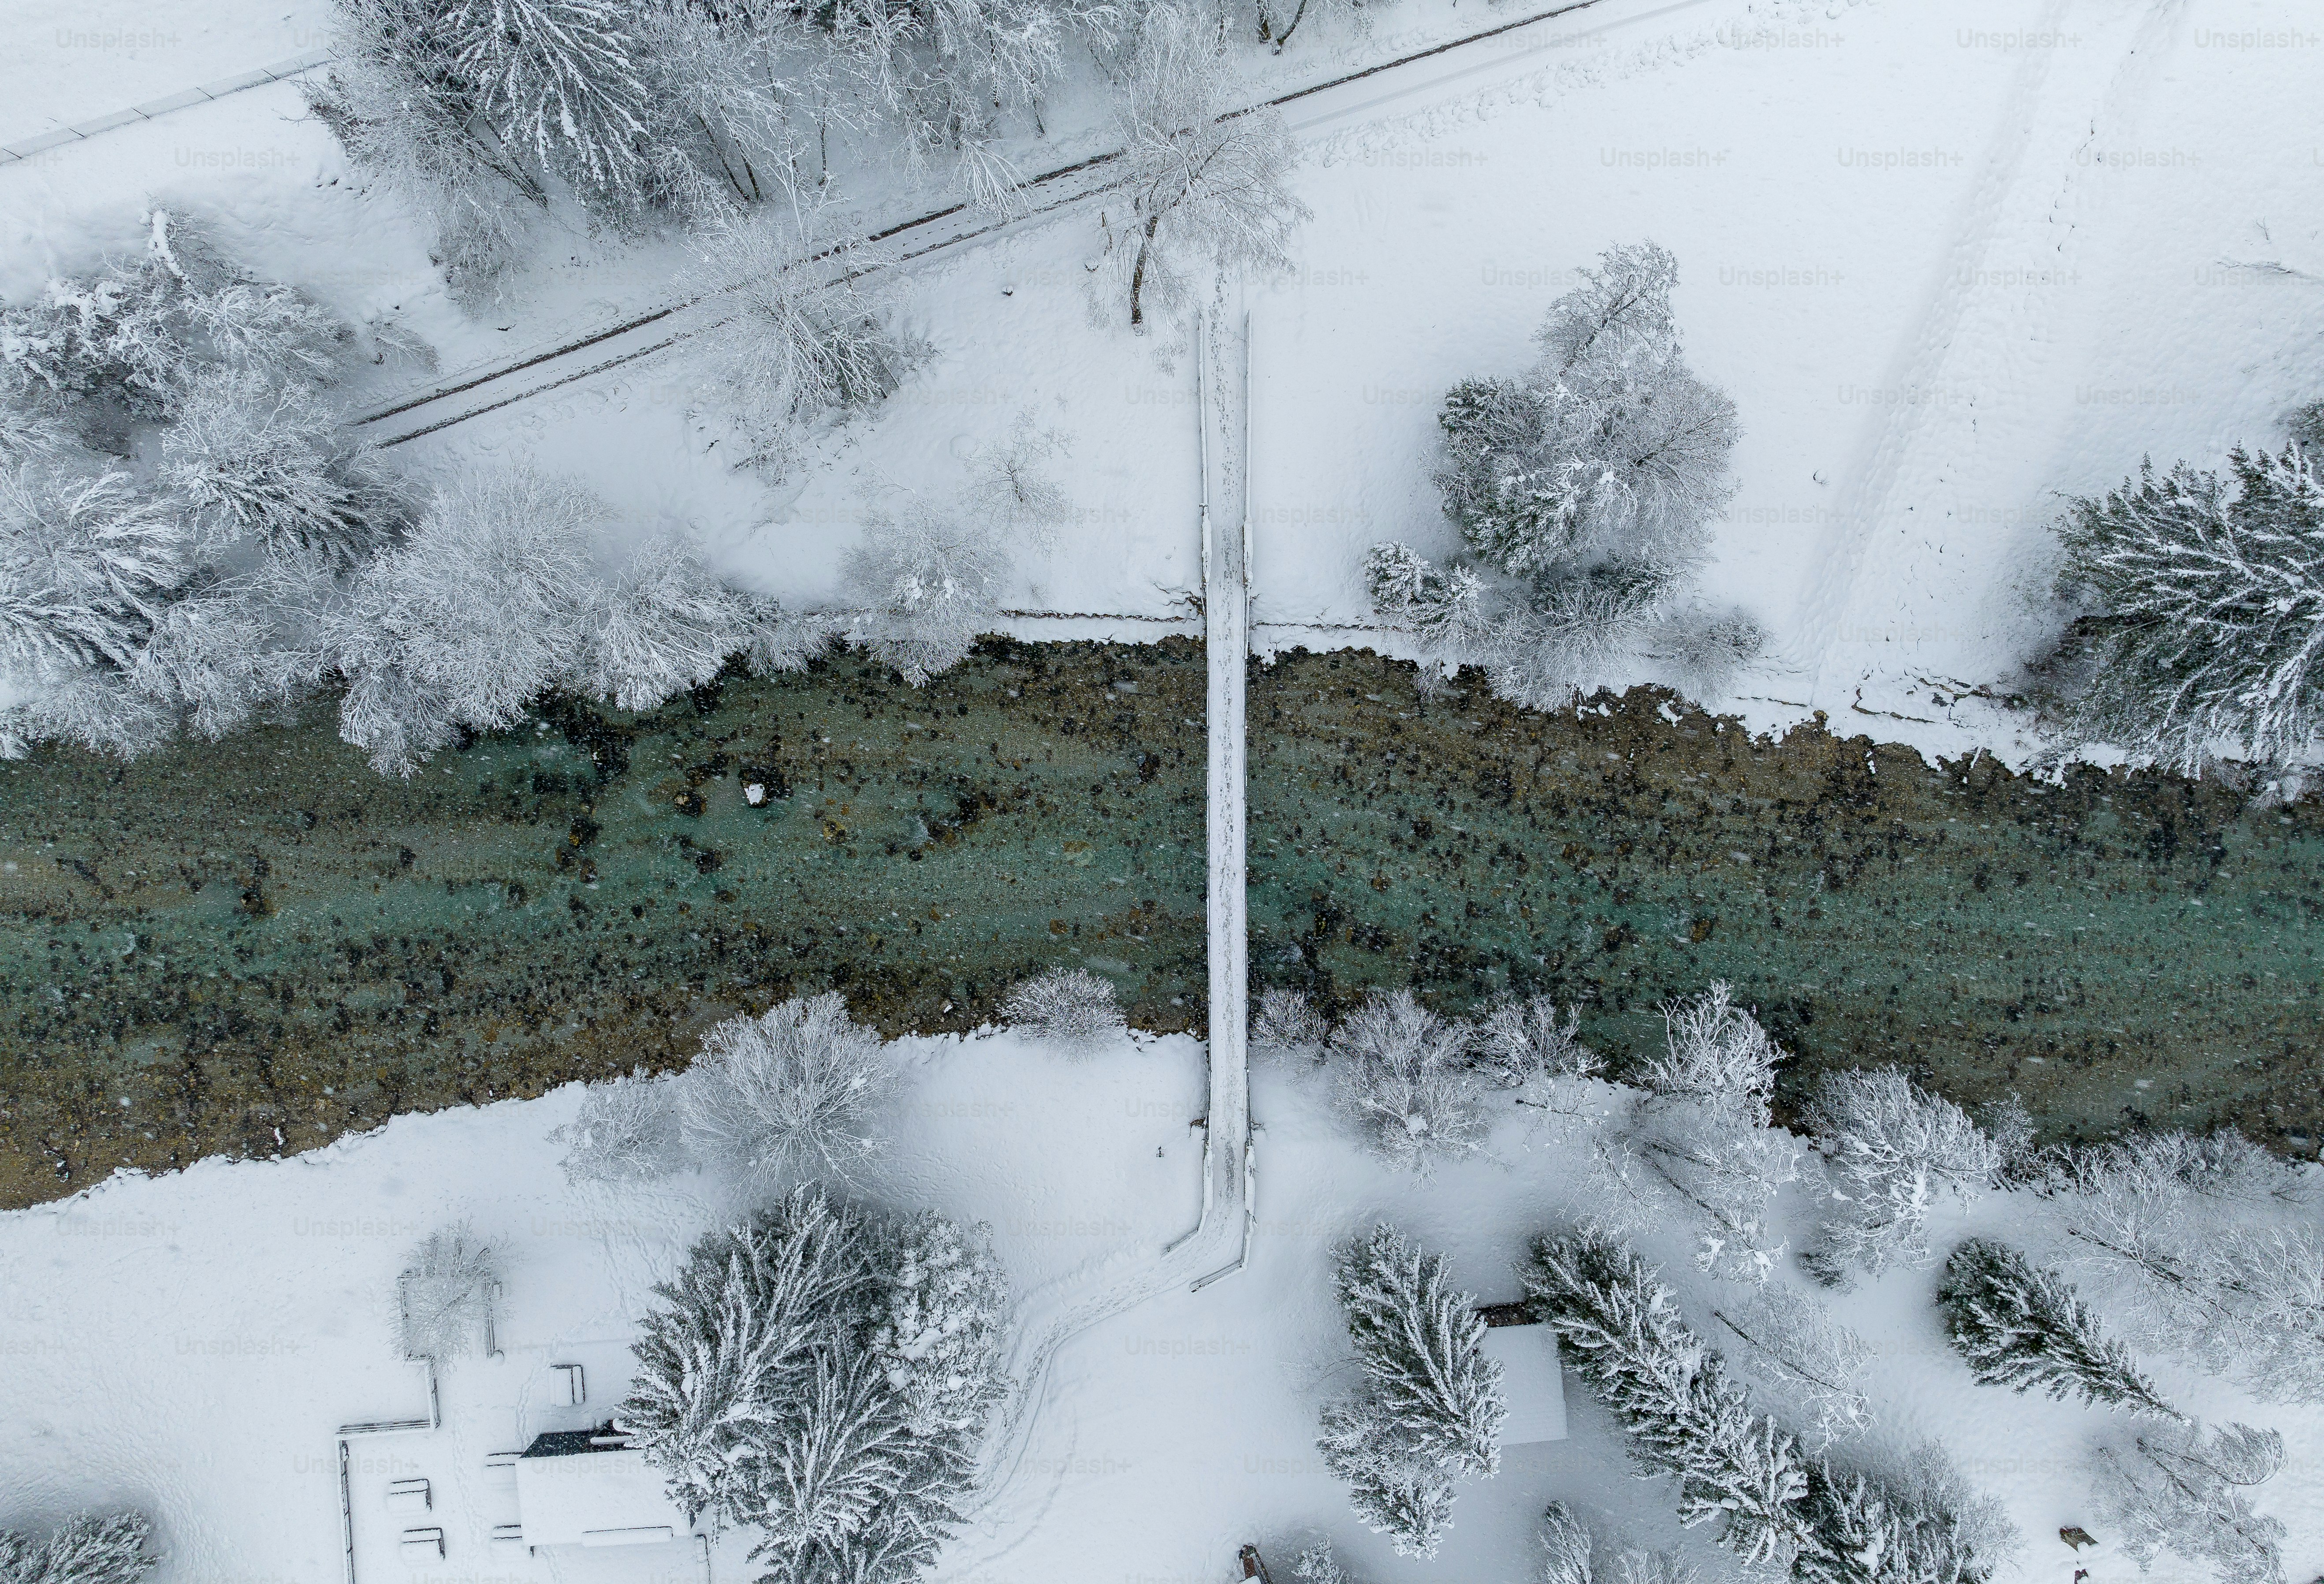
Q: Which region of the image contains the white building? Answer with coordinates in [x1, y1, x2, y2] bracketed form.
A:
[513, 1428, 695, 1551]
[1479, 1319, 1568, 1446]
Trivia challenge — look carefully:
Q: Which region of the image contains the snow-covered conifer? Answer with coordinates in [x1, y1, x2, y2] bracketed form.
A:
[1098, 2, 1308, 329]
[555, 1071, 687, 1183]
[1251, 986, 1328, 1058]
[681, 992, 896, 1185]
[2090, 1422, 2286, 1584]
[1538, 1502, 1597, 1584]
[1437, 242, 1737, 593]
[2050, 444, 2324, 772]
[625, 1186, 1002, 1580]
[0, 1510, 157, 1584]
[1935, 1238, 2175, 1418]
[1327, 989, 1488, 1174]
[840, 506, 1008, 684]
[999, 965, 1125, 1053]
[1318, 1224, 1504, 1555]
[399, 1224, 500, 1360]
[1801, 1069, 1999, 1285]
[1291, 1539, 1359, 1584]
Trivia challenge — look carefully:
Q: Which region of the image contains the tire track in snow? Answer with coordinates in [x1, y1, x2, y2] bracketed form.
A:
[1795, 0, 2187, 709]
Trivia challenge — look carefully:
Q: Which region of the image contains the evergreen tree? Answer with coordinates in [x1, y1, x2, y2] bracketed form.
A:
[2051, 444, 2324, 772]
[1936, 1238, 2178, 1418]
[1318, 1224, 1505, 1556]
[0, 1511, 157, 1584]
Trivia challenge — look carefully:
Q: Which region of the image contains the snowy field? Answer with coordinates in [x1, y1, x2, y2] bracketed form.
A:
[8, 0, 2318, 764]
[1, 1030, 2318, 1584]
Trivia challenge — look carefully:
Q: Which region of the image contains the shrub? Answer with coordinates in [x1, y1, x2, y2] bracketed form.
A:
[681, 992, 896, 1185]
[399, 1224, 499, 1359]
[1327, 989, 1488, 1174]
[555, 1072, 686, 1184]
[1250, 987, 1329, 1059]
[840, 507, 1009, 686]
[999, 966, 1125, 1053]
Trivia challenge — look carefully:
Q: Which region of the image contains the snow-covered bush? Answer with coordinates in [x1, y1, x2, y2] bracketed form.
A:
[1364, 541, 1489, 653]
[998, 966, 1125, 1053]
[1598, 983, 1797, 1281]
[1935, 1238, 2175, 1419]
[2089, 1422, 2286, 1584]
[1316, 1224, 1504, 1557]
[399, 1224, 499, 1359]
[1251, 986, 1329, 1059]
[2046, 444, 2324, 773]
[1525, 1229, 1997, 1584]
[681, 992, 896, 1185]
[555, 1070, 687, 1183]
[1475, 995, 1601, 1092]
[1290, 1539, 1360, 1584]
[1648, 604, 1767, 697]
[1801, 1069, 1999, 1285]
[840, 506, 1009, 684]
[625, 1185, 1005, 1581]
[1326, 988, 1488, 1174]
[1097, 2, 1309, 330]
[685, 209, 927, 477]
[1710, 1284, 1873, 1446]
[0, 1510, 157, 1584]
[0, 465, 187, 675]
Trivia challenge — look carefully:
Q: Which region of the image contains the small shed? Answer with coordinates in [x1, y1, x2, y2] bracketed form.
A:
[1478, 1305, 1568, 1446]
[514, 1427, 693, 1550]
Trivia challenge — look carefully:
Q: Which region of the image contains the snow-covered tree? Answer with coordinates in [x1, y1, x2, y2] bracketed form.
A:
[1250, 986, 1329, 1058]
[840, 505, 1009, 684]
[1801, 1069, 1999, 1285]
[555, 1070, 687, 1183]
[2049, 444, 2324, 773]
[2057, 1131, 2324, 1404]
[0, 1510, 157, 1584]
[2089, 1422, 2287, 1584]
[1598, 984, 1797, 1281]
[1538, 1502, 1597, 1584]
[962, 414, 1075, 550]
[1327, 988, 1489, 1174]
[447, 0, 654, 199]
[998, 965, 1125, 1052]
[687, 206, 927, 477]
[1363, 541, 1490, 651]
[1523, 1228, 1814, 1567]
[1648, 604, 1766, 697]
[681, 992, 896, 1185]
[160, 376, 409, 565]
[1098, 2, 1308, 329]
[1524, 1230, 1993, 1584]
[625, 1185, 1004, 1582]
[328, 467, 601, 772]
[1710, 1284, 1873, 1446]
[580, 535, 754, 711]
[1291, 1539, 1361, 1584]
[399, 1223, 499, 1359]
[1935, 1238, 2176, 1419]
[1438, 242, 1737, 588]
[1317, 1224, 1505, 1557]
[0, 464, 187, 674]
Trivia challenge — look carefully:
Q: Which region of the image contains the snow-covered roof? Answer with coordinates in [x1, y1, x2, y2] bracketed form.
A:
[514, 1442, 692, 1549]
[1481, 1323, 1568, 1446]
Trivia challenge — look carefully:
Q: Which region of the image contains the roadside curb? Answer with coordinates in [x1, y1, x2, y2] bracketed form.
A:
[0, 48, 333, 166]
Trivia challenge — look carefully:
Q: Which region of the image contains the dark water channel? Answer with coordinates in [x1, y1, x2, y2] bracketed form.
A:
[2, 642, 2316, 1205]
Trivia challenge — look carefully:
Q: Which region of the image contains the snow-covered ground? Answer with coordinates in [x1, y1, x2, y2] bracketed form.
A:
[2, 1031, 2317, 1584]
[10, 0, 2319, 767]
